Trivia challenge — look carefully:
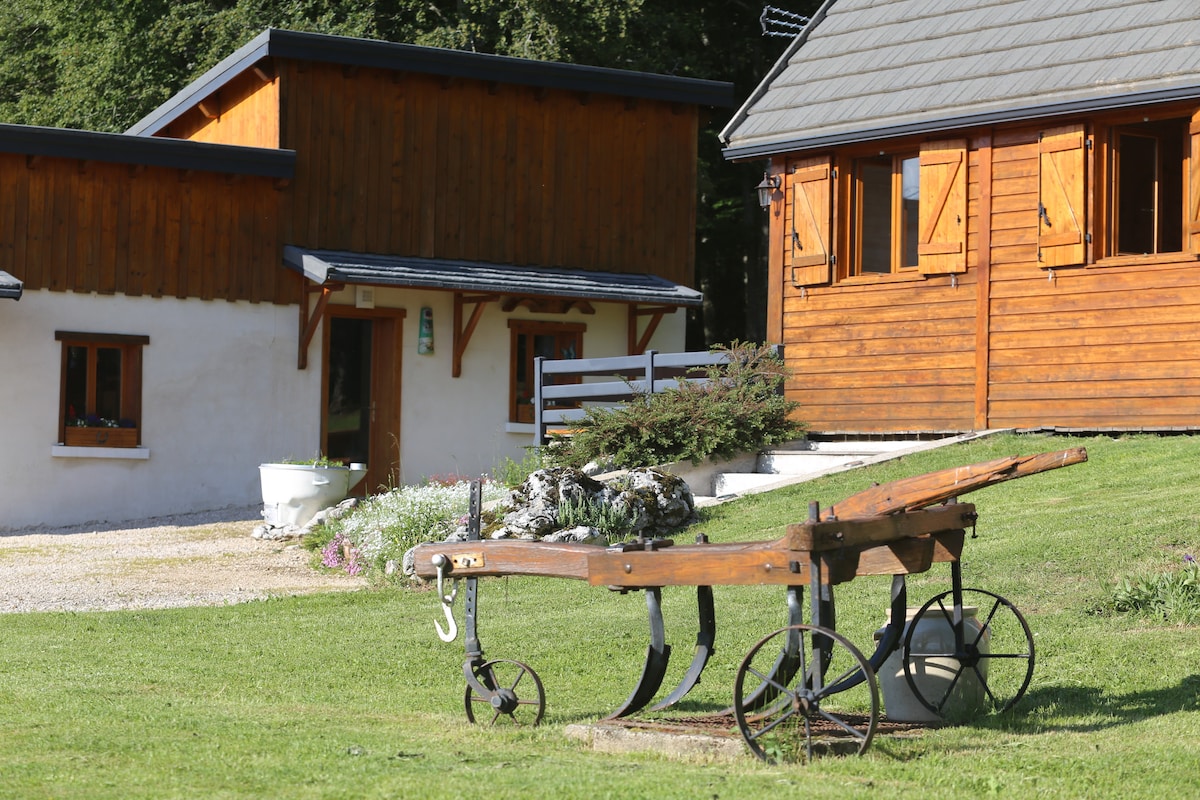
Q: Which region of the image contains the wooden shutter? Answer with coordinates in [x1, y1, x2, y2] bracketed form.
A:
[1038, 124, 1087, 267]
[1189, 110, 1200, 254]
[917, 139, 968, 274]
[787, 157, 833, 287]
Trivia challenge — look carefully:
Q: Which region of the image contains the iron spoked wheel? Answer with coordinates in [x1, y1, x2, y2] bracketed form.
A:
[902, 589, 1035, 722]
[733, 624, 879, 764]
[463, 659, 546, 727]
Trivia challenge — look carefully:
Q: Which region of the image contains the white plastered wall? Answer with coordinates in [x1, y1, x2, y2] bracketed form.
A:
[0, 291, 321, 530]
[328, 286, 688, 485]
[0, 286, 687, 529]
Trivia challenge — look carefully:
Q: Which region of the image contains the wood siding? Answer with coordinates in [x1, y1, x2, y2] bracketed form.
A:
[768, 107, 1200, 433]
[275, 62, 698, 283]
[162, 68, 281, 149]
[773, 147, 983, 432]
[0, 154, 296, 304]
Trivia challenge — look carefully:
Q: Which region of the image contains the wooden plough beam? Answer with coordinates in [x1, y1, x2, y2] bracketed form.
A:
[413, 447, 1088, 589]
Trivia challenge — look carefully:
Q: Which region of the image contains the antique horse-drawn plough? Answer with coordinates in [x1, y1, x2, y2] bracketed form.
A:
[413, 447, 1087, 761]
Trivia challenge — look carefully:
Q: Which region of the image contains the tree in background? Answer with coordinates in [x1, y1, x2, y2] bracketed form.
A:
[0, 0, 821, 345]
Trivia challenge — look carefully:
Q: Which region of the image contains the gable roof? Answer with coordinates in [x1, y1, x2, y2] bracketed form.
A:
[722, 0, 1200, 159]
[282, 247, 704, 308]
[130, 28, 736, 137]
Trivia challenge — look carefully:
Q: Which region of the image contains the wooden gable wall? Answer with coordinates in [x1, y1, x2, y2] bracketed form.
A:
[168, 60, 699, 284]
[0, 153, 296, 304]
[163, 67, 281, 150]
[767, 101, 1200, 433]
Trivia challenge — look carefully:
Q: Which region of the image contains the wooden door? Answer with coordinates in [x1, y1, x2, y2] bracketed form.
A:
[323, 307, 404, 495]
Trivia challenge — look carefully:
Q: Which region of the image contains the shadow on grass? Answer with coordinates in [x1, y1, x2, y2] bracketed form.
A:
[1006, 676, 1200, 732]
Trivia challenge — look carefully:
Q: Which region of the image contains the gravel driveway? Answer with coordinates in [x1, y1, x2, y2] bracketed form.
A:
[0, 506, 366, 613]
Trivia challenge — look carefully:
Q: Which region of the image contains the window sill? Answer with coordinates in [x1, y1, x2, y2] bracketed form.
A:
[51, 445, 151, 460]
[505, 422, 535, 434]
[836, 271, 926, 286]
[1090, 252, 1200, 269]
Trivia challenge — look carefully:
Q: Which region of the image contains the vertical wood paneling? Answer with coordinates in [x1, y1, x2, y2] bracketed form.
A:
[274, 63, 698, 279]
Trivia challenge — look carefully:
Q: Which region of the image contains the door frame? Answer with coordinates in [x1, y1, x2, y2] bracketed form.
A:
[321, 304, 405, 495]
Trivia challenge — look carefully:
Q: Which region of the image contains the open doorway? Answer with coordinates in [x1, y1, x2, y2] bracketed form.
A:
[323, 307, 403, 495]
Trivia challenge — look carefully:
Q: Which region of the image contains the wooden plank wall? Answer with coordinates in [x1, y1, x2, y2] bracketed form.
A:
[163, 69, 280, 149]
[777, 150, 982, 432]
[779, 120, 1200, 434]
[986, 128, 1200, 429]
[277, 62, 699, 284]
[0, 153, 296, 304]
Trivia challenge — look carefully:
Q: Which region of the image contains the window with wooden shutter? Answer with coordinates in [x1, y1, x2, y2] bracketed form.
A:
[787, 157, 833, 287]
[1188, 110, 1200, 253]
[1038, 124, 1087, 268]
[917, 139, 968, 275]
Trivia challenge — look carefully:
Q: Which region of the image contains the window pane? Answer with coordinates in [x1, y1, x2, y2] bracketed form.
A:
[95, 347, 122, 420]
[859, 158, 893, 273]
[1117, 132, 1157, 255]
[900, 155, 920, 268]
[515, 333, 531, 414]
[64, 345, 88, 423]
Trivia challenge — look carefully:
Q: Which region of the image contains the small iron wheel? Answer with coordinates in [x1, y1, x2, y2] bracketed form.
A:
[901, 588, 1035, 721]
[463, 659, 546, 727]
[733, 624, 879, 764]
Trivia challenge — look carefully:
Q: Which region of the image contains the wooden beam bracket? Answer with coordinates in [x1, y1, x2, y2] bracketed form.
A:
[627, 304, 675, 355]
[453, 292, 499, 377]
[298, 282, 343, 370]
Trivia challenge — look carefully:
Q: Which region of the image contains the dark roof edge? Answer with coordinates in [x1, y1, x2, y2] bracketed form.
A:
[0, 122, 295, 178]
[722, 84, 1200, 161]
[282, 246, 704, 307]
[0, 269, 22, 300]
[130, 28, 735, 137]
[718, 0, 837, 146]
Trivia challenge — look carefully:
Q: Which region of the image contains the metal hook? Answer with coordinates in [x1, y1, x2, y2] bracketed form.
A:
[432, 554, 459, 642]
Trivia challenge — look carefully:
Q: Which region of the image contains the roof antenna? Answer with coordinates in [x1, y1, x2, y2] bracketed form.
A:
[760, 5, 811, 38]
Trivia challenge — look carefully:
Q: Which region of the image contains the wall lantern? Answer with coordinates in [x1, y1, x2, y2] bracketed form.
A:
[755, 172, 781, 209]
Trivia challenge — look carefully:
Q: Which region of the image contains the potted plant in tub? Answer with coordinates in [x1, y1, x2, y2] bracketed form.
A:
[259, 455, 368, 528]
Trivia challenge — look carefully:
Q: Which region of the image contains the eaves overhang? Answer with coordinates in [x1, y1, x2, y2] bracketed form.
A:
[0, 122, 295, 178]
[283, 246, 704, 307]
[0, 270, 21, 301]
[129, 28, 736, 137]
[283, 246, 702, 373]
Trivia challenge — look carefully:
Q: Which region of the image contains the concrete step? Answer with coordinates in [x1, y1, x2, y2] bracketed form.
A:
[685, 431, 1008, 506]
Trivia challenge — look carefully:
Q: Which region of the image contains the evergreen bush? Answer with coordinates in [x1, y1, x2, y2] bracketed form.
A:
[547, 341, 805, 469]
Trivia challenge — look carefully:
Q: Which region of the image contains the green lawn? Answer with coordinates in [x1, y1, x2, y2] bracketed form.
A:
[3, 432, 1200, 798]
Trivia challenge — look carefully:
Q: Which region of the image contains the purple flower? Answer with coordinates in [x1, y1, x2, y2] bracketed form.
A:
[1185, 554, 1195, 563]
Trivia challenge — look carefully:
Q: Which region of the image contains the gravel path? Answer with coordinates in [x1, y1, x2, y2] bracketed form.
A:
[0, 506, 367, 613]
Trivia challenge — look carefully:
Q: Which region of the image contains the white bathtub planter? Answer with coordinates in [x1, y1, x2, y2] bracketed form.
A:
[259, 461, 368, 528]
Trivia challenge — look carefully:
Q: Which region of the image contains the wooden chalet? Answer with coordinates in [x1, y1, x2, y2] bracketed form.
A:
[722, 0, 1200, 433]
[0, 29, 732, 529]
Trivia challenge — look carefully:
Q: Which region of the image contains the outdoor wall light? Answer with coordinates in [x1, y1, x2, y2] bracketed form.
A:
[756, 173, 781, 209]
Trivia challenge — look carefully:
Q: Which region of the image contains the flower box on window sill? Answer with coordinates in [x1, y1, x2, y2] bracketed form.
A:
[64, 427, 138, 448]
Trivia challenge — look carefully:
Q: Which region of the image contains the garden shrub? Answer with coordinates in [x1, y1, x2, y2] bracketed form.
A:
[312, 479, 509, 576]
[547, 341, 805, 469]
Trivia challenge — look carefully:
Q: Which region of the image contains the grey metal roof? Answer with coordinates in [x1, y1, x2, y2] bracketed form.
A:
[130, 28, 736, 137]
[0, 122, 295, 178]
[282, 246, 704, 307]
[0, 270, 22, 301]
[722, 0, 1200, 159]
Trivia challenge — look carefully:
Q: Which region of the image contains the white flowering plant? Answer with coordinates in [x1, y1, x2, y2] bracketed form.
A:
[308, 477, 509, 577]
